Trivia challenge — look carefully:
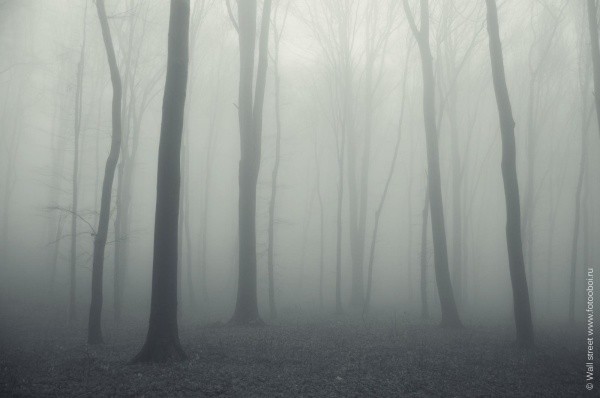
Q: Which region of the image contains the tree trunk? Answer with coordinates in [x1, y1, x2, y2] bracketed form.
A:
[315, 144, 324, 310]
[364, 46, 410, 315]
[133, 0, 189, 362]
[485, 0, 534, 347]
[448, 96, 463, 307]
[230, 0, 272, 325]
[403, 0, 461, 328]
[87, 0, 122, 345]
[588, 0, 600, 138]
[420, 191, 430, 319]
[69, 22, 85, 324]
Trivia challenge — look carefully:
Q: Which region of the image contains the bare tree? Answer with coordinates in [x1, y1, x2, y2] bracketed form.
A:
[364, 42, 411, 315]
[133, 0, 190, 362]
[521, 1, 565, 306]
[87, 0, 122, 344]
[266, 0, 289, 320]
[229, 0, 272, 325]
[403, 0, 461, 328]
[69, 3, 87, 323]
[485, 0, 534, 347]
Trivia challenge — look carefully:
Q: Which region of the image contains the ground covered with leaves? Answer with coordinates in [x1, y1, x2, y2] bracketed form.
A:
[0, 311, 589, 397]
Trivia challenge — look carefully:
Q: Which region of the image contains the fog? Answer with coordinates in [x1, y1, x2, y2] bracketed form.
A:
[0, 0, 598, 395]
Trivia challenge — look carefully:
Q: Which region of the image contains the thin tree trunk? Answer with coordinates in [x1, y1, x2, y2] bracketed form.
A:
[407, 129, 414, 310]
[448, 96, 463, 307]
[364, 45, 410, 315]
[420, 191, 430, 319]
[315, 140, 324, 310]
[403, 0, 461, 328]
[88, 0, 122, 345]
[267, 17, 284, 320]
[133, 0, 189, 362]
[335, 119, 346, 315]
[485, 0, 534, 347]
[69, 18, 86, 324]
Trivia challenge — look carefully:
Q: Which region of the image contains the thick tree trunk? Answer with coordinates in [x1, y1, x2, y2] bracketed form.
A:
[403, 0, 461, 328]
[230, 0, 272, 325]
[87, 0, 122, 345]
[485, 0, 534, 347]
[133, 0, 189, 362]
[588, 0, 600, 138]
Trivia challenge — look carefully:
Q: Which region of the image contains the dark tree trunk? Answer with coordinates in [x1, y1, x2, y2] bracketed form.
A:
[87, 0, 122, 345]
[132, 0, 189, 362]
[230, 0, 272, 325]
[485, 0, 534, 347]
[403, 0, 461, 328]
[588, 0, 600, 138]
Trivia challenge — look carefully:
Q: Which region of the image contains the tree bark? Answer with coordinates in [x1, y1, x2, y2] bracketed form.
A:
[485, 0, 534, 347]
[230, 0, 272, 325]
[403, 0, 461, 328]
[87, 0, 122, 345]
[132, 0, 189, 362]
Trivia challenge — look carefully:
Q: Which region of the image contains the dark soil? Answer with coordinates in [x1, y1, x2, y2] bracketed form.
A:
[0, 314, 589, 397]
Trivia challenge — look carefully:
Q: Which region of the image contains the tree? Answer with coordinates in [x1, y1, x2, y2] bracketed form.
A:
[403, 0, 461, 328]
[180, 0, 213, 313]
[520, 2, 565, 307]
[228, 0, 272, 325]
[87, 0, 122, 345]
[364, 42, 411, 315]
[266, 1, 289, 320]
[436, 1, 483, 307]
[69, 3, 87, 324]
[303, 0, 359, 314]
[587, 0, 600, 138]
[485, 0, 534, 347]
[420, 191, 430, 319]
[133, 0, 190, 362]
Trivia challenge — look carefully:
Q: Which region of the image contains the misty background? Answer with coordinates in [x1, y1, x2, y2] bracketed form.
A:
[0, 0, 598, 329]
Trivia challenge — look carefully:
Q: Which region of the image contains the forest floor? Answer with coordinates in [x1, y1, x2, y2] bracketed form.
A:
[0, 308, 590, 397]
